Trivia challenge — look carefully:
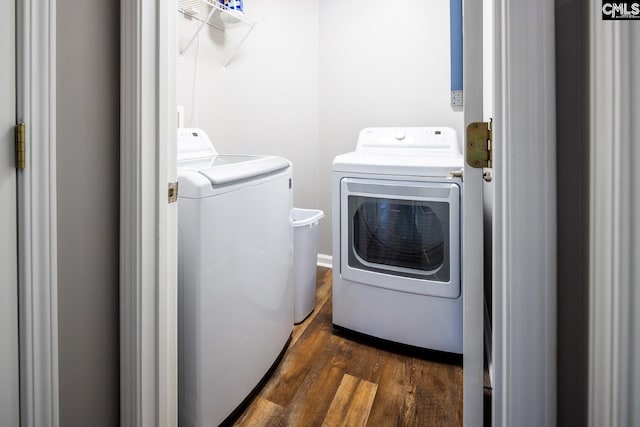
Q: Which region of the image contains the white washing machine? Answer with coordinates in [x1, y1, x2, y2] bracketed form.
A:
[177, 128, 294, 426]
[332, 127, 463, 354]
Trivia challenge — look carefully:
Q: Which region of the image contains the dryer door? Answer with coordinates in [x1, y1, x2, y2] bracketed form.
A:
[340, 178, 461, 298]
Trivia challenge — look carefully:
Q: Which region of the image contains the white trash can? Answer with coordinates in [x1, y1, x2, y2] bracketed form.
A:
[291, 208, 324, 324]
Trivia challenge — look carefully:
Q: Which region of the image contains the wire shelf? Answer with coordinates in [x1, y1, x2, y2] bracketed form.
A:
[178, 0, 256, 65]
[178, 0, 255, 31]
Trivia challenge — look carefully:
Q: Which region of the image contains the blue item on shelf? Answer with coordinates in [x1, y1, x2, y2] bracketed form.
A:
[220, 0, 243, 12]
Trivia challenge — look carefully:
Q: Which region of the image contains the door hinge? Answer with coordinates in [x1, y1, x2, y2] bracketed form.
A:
[168, 182, 178, 203]
[15, 123, 25, 170]
[466, 119, 492, 169]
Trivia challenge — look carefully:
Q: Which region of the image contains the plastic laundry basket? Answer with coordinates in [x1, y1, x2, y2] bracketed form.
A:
[291, 208, 324, 324]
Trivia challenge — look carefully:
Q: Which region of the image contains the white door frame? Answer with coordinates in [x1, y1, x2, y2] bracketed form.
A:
[120, 0, 178, 425]
[122, 0, 559, 425]
[492, 1, 557, 426]
[1, 0, 20, 424]
[13, 0, 560, 425]
[16, 0, 60, 426]
[588, 10, 640, 426]
[15, 0, 179, 425]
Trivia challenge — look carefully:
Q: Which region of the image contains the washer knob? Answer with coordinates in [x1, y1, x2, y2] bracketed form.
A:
[395, 132, 406, 141]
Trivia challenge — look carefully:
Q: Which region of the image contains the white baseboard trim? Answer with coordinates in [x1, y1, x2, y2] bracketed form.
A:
[317, 254, 333, 269]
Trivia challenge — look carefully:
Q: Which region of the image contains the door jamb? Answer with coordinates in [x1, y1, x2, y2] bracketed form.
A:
[492, 1, 557, 425]
[124, 1, 562, 426]
[1, 0, 20, 424]
[120, 0, 177, 425]
[588, 10, 640, 426]
[16, 1, 60, 426]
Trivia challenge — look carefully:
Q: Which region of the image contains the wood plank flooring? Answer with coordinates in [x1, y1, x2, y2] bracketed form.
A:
[232, 267, 463, 427]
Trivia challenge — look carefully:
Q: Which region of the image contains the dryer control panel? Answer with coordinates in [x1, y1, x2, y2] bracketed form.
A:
[356, 127, 459, 153]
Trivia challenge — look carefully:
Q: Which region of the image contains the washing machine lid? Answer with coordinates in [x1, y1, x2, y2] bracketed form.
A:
[178, 154, 291, 198]
[177, 128, 291, 198]
[195, 155, 290, 186]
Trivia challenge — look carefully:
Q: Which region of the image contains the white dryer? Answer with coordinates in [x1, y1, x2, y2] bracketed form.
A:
[332, 127, 463, 354]
[177, 128, 294, 426]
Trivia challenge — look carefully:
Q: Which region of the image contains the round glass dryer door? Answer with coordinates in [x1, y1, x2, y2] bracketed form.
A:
[353, 198, 449, 281]
[350, 197, 450, 281]
[340, 178, 461, 298]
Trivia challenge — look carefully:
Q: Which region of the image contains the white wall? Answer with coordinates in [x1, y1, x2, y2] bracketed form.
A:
[317, 0, 463, 254]
[176, 0, 463, 256]
[176, 0, 320, 211]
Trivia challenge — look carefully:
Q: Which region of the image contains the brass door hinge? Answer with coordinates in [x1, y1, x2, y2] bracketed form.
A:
[168, 182, 178, 203]
[466, 119, 492, 169]
[15, 123, 25, 169]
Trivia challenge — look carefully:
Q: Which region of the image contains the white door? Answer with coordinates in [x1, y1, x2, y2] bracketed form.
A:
[461, 0, 487, 423]
[0, 0, 20, 424]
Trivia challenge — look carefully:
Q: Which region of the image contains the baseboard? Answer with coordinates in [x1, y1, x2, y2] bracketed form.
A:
[317, 254, 332, 269]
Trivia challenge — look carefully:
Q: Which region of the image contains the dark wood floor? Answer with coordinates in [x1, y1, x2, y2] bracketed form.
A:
[232, 267, 463, 427]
